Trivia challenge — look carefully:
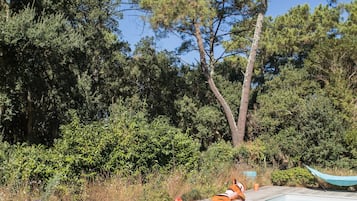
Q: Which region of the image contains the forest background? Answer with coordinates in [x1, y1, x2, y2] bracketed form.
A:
[0, 0, 356, 200]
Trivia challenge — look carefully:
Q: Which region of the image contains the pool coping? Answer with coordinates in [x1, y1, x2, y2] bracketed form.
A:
[244, 186, 357, 201]
[266, 193, 357, 201]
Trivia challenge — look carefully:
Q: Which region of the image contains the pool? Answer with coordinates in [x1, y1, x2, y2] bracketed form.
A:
[266, 194, 357, 201]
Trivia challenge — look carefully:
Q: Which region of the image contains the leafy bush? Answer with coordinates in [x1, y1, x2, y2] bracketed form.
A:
[193, 106, 227, 149]
[345, 126, 357, 163]
[271, 167, 315, 186]
[0, 101, 201, 199]
[54, 112, 114, 180]
[0, 143, 54, 187]
[182, 189, 203, 201]
[200, 140, 235, 174]
[54, 102, 200, 179]
[255, 67, 351, 168]
[106, 116, 200, 176]
[235, 139, 269, 166]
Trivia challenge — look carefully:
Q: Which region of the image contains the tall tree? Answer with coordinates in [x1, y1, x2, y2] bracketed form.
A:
[137, 0, 266, 146]
[260, 4, 340, 71]
[0, 7, 84, 143]
[236, 0, 266, 144]
[251, 1, 356, 167]
[255, 67, 350, 167]
[306, 1, 357, 160]
[118, 37, 183, 119]
[0, 0, 127, 144]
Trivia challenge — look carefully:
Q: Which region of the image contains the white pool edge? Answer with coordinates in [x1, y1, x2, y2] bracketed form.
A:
[265, 193, 357, 201]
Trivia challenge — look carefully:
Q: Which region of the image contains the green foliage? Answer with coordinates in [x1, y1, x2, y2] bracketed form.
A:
[0, 143, 54, 187]
[0, 0, 128, 144]
[261, 4, 340, 68]
[200, 140, 235, 173]
[54, 101, 200, 179]
[175, 95, 199, 131]
[107, 101, 200, 175]
[0, 101, 201, 198]
[214, 74, 242, 119]
[303, 3, 357, 164]
[237, 139, 268, 166]
[255, 67, 350, 167]
[1, 1, 357, 200]
[54, 112, 112, 179]
[125, 37, 183, 119]
[0, 6, 84, 143]
[137, 0, 265, 147]
[139, 0, 213, 29]
[194, 106, 227, 149]
[175, 72, 243, 148]
[251, 2, 357, 169]
[345, 127, 357, 166]
[182, 189, 203, 201]
[271, 167, 315, 186]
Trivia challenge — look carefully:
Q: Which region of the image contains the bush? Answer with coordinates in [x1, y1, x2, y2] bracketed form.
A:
[254, 67, 352, 168]
[104, 109, 200, 176]
[200, 140, 235, 173]
[271, 167, 315, 186]
[235, 139, 270, 166]
[0, 102, 201, 200]
[0, 143, 54, 187]
[182, 189, 203, 201]
[55, 104, 200, 179]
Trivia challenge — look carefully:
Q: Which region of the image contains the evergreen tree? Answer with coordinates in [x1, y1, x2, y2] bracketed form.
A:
[0, 7, 84, 143]
[0, 0, 128, 144]
[137, 0, 266, 146]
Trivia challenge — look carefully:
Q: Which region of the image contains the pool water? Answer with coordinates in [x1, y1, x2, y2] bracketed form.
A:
[266, 194, 357, 201]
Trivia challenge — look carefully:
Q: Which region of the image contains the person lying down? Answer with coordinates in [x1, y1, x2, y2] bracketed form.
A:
[211, 179, 246, 201]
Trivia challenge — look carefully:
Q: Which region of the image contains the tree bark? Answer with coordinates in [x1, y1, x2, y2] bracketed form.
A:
[26, 90, 34, 143]
[207, 76, 239, 145]
[236, 11, 265, 145]
[194, 21, 239, 146]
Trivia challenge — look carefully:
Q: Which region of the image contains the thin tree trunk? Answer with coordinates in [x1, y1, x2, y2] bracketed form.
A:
[26, 90, 34, 143]
[207, 77, 239, 145]
[237, 11, 265, 145]
[194, 22, 239, 146]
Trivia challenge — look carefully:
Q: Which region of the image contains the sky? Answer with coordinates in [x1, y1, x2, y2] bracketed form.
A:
[118, 0, 352, 64]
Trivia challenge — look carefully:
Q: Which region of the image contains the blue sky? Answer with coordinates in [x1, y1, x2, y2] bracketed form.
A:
[118, 0, 352, 63]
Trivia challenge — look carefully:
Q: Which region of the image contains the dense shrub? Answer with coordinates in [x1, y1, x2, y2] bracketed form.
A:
[53, 103, 200, 179]
[271, 167, 315, 186]
[255, 67, 351, 168]
[0, 143, 54, 187]
[0, 102, 201, 200]
[106, 102, 200, 175]
[200, 140, 235, 173]
[105, 116, 200, 176]
[235, 139, 270, 166]
[182, 189, 203, 201]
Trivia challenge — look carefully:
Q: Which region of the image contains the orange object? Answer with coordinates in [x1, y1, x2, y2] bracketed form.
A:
[174, 197, 182, 201]
[212, 179, 246, 201]
[254, 183, 259, 191]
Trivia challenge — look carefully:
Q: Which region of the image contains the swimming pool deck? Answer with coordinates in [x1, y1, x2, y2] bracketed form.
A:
[199, 186, 357, 201]
[244, 186, 357, 201]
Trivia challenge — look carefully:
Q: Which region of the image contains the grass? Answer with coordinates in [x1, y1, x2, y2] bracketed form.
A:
[1, 165, 353, 201]
[0, 164, 273, 201]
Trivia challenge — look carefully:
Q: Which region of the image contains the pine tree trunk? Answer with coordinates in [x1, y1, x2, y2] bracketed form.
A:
[236, 11, 265, 145]
[207, 77, 239, 145]
[194, 22, 239, 146]
[26, 90, 34, 143]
